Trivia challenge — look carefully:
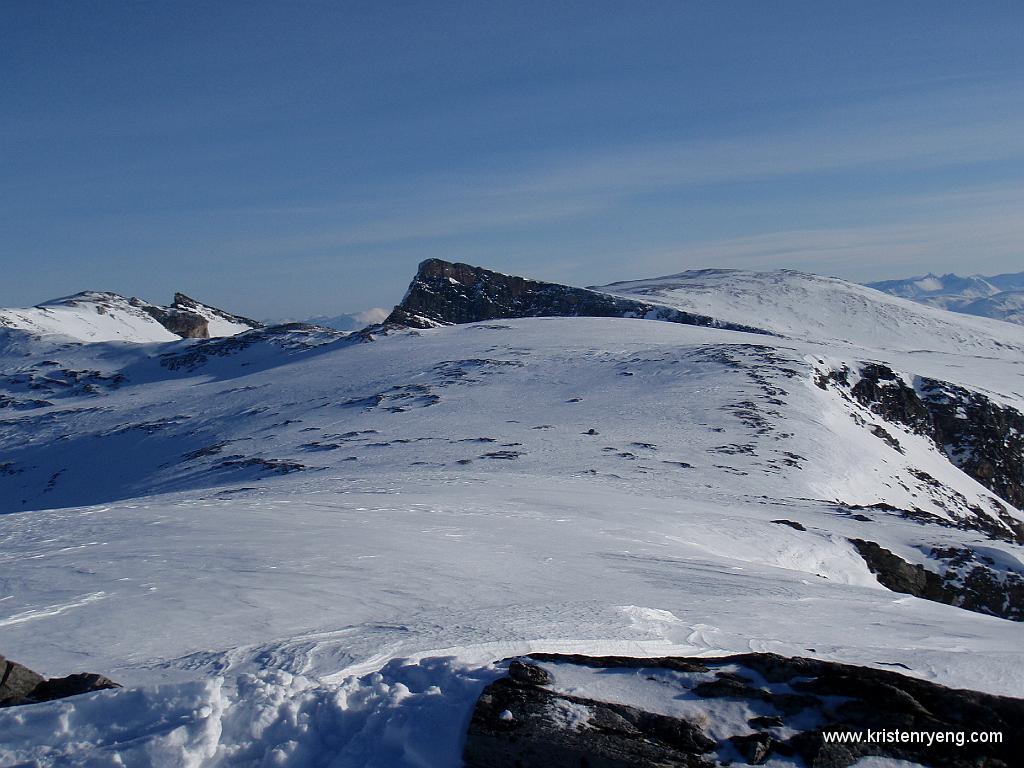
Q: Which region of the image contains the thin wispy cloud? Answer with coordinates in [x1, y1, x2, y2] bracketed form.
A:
[4, 3, 1023, 316]
[193, 79, 1024, 288]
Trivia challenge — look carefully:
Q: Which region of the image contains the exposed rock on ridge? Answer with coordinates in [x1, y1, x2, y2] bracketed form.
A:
[140, 293, 263, 339]
[386, 259, 771, 334]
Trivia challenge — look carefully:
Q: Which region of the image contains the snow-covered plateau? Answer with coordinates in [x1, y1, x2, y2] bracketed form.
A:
[1, 262, 1022, 766]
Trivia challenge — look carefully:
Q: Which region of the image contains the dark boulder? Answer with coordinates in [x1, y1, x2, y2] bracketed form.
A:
[507, 659, 552, 686]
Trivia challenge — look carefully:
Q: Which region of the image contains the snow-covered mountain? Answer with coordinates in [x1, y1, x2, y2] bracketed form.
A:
[1, 260, 1023, 765]
[866, 270, 1024, 325]
[596, 267, 1024, 354]
[958, 289, 1024, 325]
[0, 291, 261, 342]
[304, 307, 390, 332]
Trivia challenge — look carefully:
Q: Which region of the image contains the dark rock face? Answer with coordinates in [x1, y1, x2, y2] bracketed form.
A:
[846, 363, 1024, 542]
[918, 378, 1024, 513]
[1, 655, 119, 707]
[386, 259, 770, 335]
[851, 364, 932, 434]
[851, 539, 951, 602]
[464, 653, 1024, 768]
[851, 539, 1024, 621]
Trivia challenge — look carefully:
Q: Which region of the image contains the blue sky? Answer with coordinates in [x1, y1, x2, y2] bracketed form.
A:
[3, 1, 1023, 318]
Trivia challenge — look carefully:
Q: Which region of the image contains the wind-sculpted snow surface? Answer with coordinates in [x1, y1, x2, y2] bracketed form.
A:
[1, 263, 1023, 765]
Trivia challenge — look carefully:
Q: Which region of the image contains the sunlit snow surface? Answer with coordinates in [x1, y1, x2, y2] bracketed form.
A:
[2, 274, 1023, 765]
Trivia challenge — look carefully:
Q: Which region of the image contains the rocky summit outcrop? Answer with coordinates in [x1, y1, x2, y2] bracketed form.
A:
[1, 654, 119, 707]
[139, 293, 263, 339]
[385, 259, 770, 334]
[464, 654, 1024, 768]
[139, 300, 209, 338]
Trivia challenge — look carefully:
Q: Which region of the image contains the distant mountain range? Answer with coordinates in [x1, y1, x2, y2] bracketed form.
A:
[866, 270, 1024, 325]
[304, 307, 390, 331]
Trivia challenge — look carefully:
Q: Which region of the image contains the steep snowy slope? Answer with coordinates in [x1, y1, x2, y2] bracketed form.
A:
[1, 262, 1023, 766]
[0, 291, 261, 342]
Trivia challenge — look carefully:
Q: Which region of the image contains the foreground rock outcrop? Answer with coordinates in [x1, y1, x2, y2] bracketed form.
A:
[0, 655, 119, 707]
[386, 259, 770, 335]
[464, 654, 1024, 768]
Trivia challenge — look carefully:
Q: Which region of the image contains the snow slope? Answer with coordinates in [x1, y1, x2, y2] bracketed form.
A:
[1, 266, 1023, 766]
